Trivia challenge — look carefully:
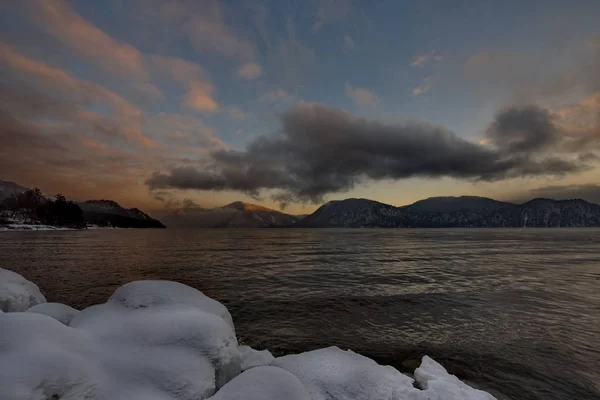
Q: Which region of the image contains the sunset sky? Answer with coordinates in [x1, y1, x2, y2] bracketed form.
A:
[1, 0, 599, 215]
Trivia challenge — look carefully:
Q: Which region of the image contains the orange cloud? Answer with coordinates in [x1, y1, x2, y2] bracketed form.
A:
[554, 91, 600, 136]
[30, 0, 146, 78]
[145, 112, 226, 149]
[149, 55, 208, 84]
[0, 42, 140, 117]
[24, 1, 222, 114]
[182, 81, 218, 112]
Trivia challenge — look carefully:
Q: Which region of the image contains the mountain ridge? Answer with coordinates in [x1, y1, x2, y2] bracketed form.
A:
[0, 180, 165, 229]
[161, 201, 299, 228]
[296, 196, 600, 228]
[5, 178, 600, 228]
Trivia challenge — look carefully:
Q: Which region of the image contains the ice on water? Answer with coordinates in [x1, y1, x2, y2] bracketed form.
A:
[0, 268, 497, 400]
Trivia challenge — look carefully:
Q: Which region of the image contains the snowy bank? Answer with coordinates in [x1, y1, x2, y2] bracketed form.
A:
[0, 269, 498, 400]
[0, 223, 76, 231]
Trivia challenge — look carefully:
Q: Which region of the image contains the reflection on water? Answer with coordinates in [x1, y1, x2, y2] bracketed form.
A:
[2, 228, 600, 400]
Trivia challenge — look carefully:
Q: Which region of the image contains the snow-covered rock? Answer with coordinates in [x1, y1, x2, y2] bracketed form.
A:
[0, 268, 46, 312]
[107, 280, 234, 331]
[71, 281, 241, 390]
[240, 345, 275, 371]
[272, 346, 437, 400]
[0, 276, 500, 400]
[0, 280, 243, 400]
[0, 312, 216, 400]
[415, 356, 497, 400]
[209, 366, 311, 400]
[26, 302, 79, 325]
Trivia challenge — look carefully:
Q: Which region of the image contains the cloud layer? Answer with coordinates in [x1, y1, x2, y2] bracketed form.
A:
[147, 102, 599, 204]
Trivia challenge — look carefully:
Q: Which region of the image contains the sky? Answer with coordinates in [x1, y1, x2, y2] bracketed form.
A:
[1, 0, 600, 215]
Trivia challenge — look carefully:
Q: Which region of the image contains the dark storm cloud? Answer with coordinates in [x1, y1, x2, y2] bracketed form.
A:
[487, 105, 559, 153]
[147, 103, 595, 204]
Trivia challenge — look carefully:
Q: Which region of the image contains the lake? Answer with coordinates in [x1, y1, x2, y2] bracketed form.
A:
[1, 228, 599, 400]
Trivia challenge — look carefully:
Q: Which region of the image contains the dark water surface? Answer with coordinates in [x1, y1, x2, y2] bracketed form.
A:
[1, 229, 599, 399]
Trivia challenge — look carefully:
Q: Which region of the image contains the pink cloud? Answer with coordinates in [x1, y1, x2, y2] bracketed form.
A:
[410, 50, 443, 67]
[412, 77, 434, 96]
[0, 42, 140, 117]
[259, 89, 296, 103]
[237, 62, 263, 80]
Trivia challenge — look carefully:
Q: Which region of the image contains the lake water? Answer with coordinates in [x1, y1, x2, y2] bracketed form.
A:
[1, 228, 599, 400]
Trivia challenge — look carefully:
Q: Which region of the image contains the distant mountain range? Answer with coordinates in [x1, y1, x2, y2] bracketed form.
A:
[161, 201, 299, 228]
[296, 196, 600, 228]
[161, 195, 600, 228]
[4, 179, 600, 228]
[0, 180, 164, 229]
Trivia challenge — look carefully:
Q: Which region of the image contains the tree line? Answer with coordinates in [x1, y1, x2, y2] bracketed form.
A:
[0, 188, 86, 228]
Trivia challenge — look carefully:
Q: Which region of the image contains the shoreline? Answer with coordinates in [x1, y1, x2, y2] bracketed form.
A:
[0, 224, 122, 232]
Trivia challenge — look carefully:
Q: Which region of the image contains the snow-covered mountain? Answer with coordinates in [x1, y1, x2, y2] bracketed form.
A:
[162, 201, 300, 228]
[296, 196, 600, 228]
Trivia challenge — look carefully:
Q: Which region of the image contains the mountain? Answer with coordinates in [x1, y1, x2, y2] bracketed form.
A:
[0, 180, 28, 201]
[402, 196, 513, 213]
[491, 198, 600, 228]
[295, 198, 409, 228]
[0, 178, 165, 229]
[161, 201, 300, 228]
[400, 196, 516, 228]
[297, 196, 600, 228]
[79, 200, 165, 228]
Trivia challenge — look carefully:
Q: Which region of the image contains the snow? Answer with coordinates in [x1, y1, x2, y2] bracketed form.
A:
[239, 345, 275, 371]
[0, 223, 75, 231]
[209, 366, 311, 400]
[0, 312, 216, 400]
[1, 279, 241, 399]
[106, 280, 235, 331]
[26, 302, 79, 325]
[272, 346, 438, 400]
[0, 272, 500, 400]
[0, 268, 47, 312]
[415, 356, 497, 400]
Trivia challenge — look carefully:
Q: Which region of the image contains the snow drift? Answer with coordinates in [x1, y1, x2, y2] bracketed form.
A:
[0, 268, 46, 312]
[0, 268, 498, 400]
